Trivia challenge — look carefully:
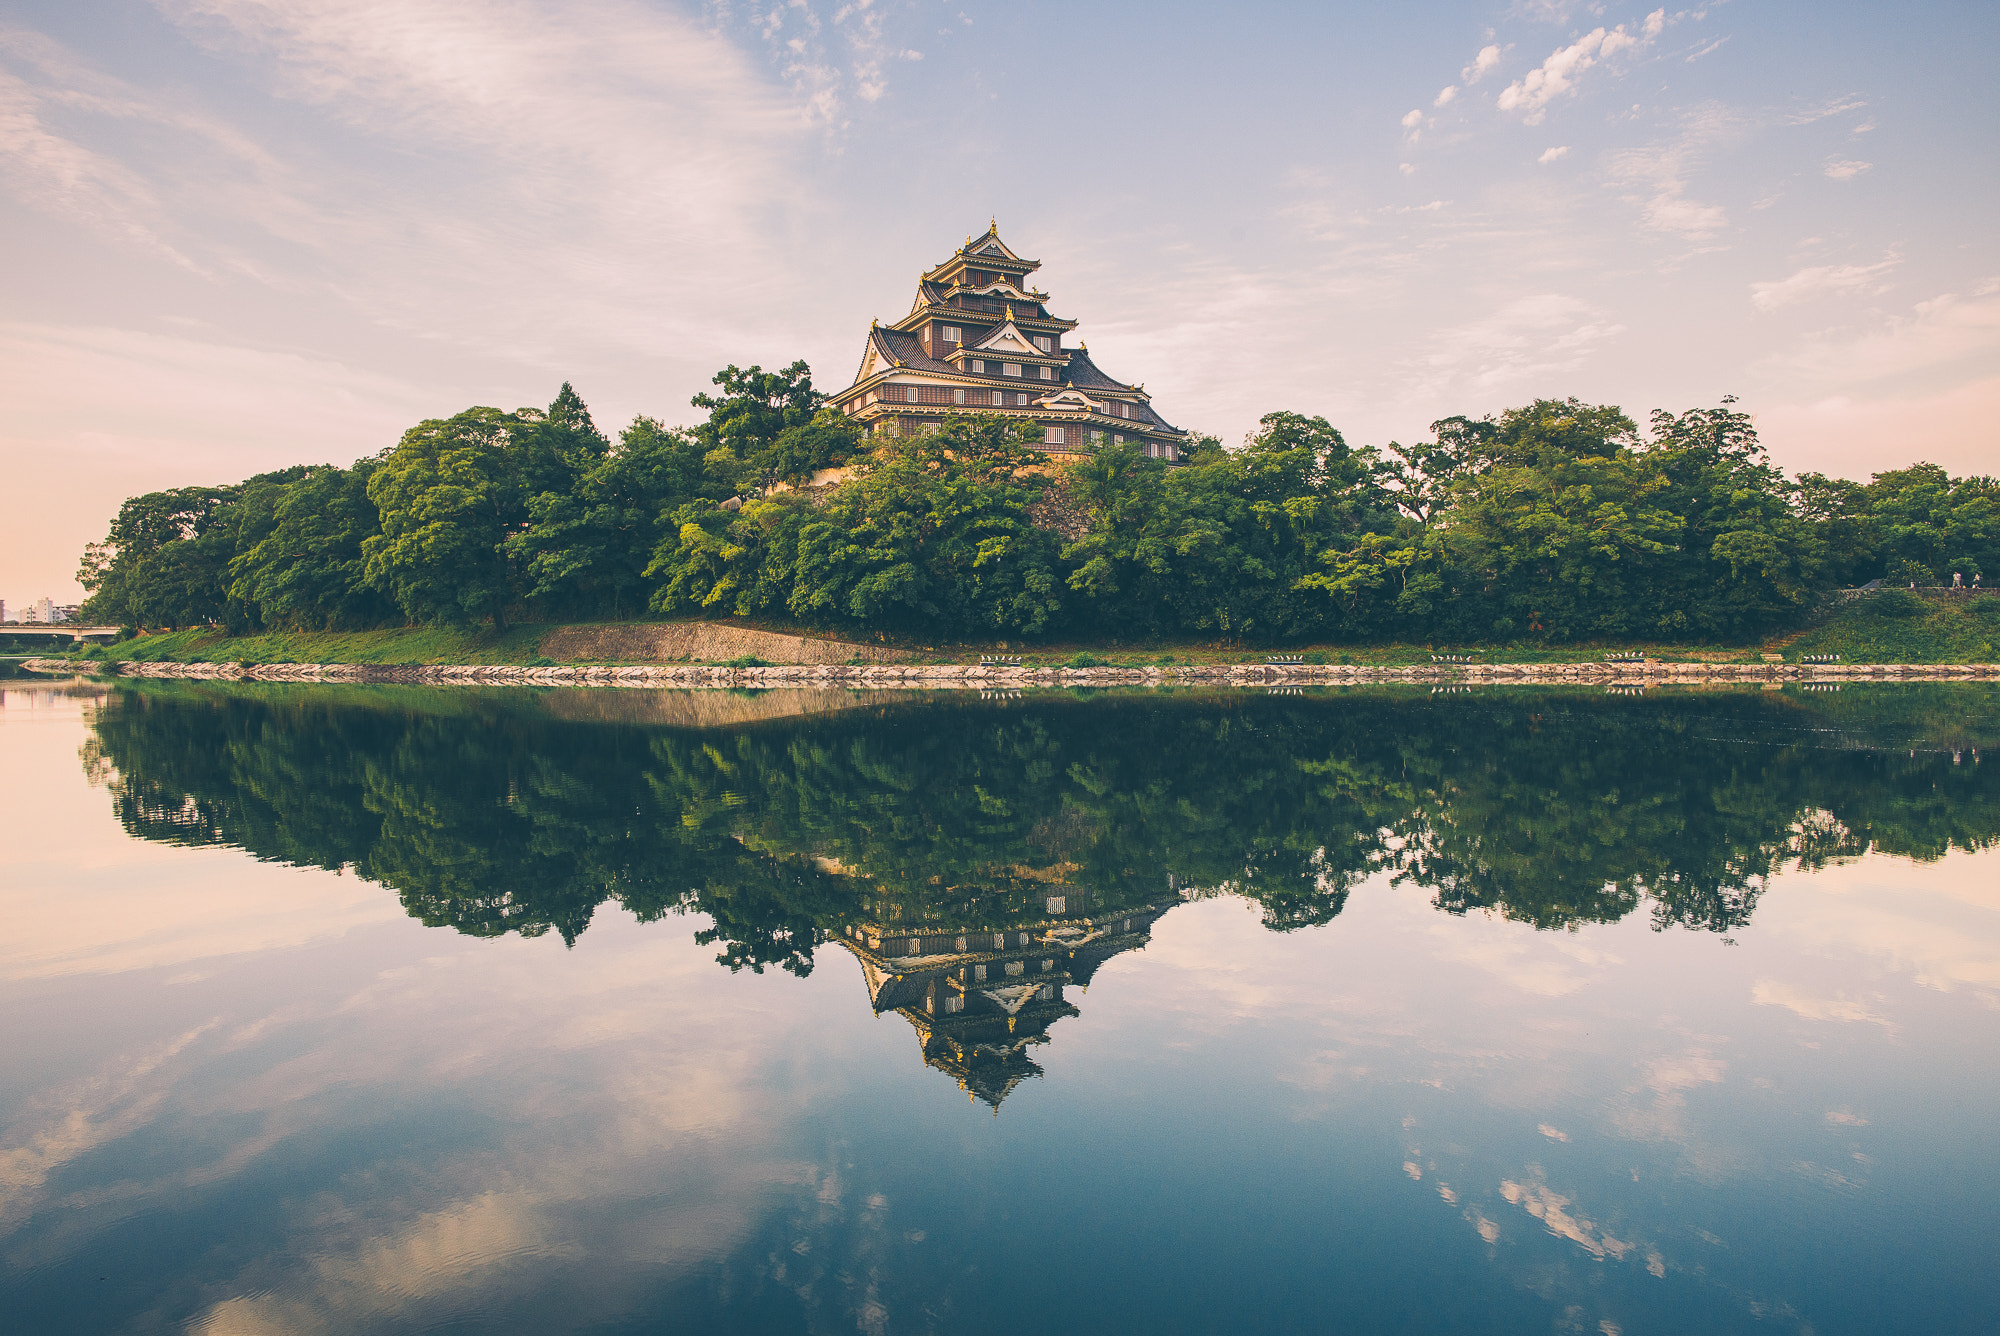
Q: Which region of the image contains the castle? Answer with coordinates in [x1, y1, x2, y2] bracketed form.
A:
[836, 889, 1180, 1109]
[833, 223, 1189, 462]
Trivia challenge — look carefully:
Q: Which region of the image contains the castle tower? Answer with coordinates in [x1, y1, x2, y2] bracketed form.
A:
[833, 223, 1190, 461]
[836, 889, 1179, 1109]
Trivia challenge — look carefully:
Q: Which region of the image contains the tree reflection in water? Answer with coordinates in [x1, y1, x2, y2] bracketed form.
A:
[79, 681, 1997, 1101]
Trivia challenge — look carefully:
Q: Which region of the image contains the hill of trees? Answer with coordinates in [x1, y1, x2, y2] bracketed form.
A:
[77, 364, 1999, 645]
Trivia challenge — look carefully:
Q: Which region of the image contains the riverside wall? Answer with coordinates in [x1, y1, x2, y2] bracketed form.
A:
[30, 658, 1999, 689]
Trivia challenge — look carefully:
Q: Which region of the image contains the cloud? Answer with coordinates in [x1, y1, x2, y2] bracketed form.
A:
[1538, 145, 1570, 164]
[1785, 96, 1869, 126]
[1749, 257, 1899, 310]
[1401, 108, 1425, 128]
[1751, 980, 1892, 1026]
[1496, 23, 1651, 125]
[1756, 375, 2000, 480]
[1606, 106, 1738, 241]
[1768, 288, 2000, 386]
[1462, 44, 1504, 83]
[1434, 85, 1457, 108]
[1498, 1172, 1640, 1260]
[1824, 158, 1872, 180]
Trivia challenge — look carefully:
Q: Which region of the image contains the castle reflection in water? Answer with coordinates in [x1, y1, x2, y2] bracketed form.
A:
[837, 889, 1178, 1108]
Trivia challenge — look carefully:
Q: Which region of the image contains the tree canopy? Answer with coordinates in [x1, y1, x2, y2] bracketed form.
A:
[78, 371, 1999, 643]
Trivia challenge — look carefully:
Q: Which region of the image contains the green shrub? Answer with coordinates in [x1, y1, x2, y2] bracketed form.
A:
[526, 656, 556, 667]
[1155, 654, 1176, 664]
[1068, 652, 1103, 668]
[1868, 588, 1925, 619]
[725, 655, 771, 668]
[1303, 650, 1328, 665]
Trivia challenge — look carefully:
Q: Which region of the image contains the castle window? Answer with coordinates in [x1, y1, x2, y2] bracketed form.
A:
[945, 995, 964, 1014]
[1039, 366, 1052, 380]
[1046, 895, 1066, 915]
[991, 390, 1004, 407]
[1045, 426, 1066, 445]
[1040, 959, 1053, 972]
[1015, 393, 1028, 406]
[955, 936, 967, 952]
[993, 934, 1006, 949]
[1004, 960, 1024, 977]
[969, 359, 983, 373]
[954, 388, 966, 405]
[941, 325, 962, 344]
[1115, 434, 1124, 444]
[974, 964, 987, 981]
[1089, 430, 1104, 444]
[1003, 362, 1022, 378]
[1034, 336, 1052, 352]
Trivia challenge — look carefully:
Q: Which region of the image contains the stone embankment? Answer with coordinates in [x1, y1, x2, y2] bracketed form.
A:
[32, 658, 1998, 688]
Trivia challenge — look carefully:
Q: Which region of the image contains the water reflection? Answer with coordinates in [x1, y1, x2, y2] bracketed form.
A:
[73, 679, 1999, 1104]
[838, 893, 1175, 1107]
[7, 682, 2000, 1334]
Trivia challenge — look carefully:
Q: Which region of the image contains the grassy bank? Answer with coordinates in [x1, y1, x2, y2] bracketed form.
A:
[31, 592, 2000, 671]
[1786, 590, 1999, 664]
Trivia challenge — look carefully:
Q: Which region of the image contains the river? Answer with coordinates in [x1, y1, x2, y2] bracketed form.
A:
[2, 679, 1995, 1334]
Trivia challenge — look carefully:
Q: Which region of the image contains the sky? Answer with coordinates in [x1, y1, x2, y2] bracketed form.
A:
[2, 0, 1995, 607]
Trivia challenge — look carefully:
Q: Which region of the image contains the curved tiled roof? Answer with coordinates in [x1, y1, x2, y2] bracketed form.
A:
[850, 328, 1184, 436]
[1064, 349, 1184, 434]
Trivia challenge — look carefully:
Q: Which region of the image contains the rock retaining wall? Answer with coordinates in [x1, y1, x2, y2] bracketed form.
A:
[34, 658, 1998, 689]
[536, 623, 912, 664]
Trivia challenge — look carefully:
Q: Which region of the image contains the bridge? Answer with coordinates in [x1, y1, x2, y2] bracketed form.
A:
[1, 625, 124, 644]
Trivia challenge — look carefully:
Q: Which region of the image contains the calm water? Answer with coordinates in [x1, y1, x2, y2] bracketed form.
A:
[2, 679, 1997, 1335]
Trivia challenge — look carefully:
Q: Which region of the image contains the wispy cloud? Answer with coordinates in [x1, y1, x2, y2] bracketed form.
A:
[1823, 158, 1872, 180]
[1784, 95, 1868, 125]
[1751, 980, 1892, 1026]
[1411, 293, 1625, 394]
[1538, 145, 1570, 164]
[1606, 105, 1738, 242]
[1767, 288, 2000, 386]
[1750, 257, 1898, 310]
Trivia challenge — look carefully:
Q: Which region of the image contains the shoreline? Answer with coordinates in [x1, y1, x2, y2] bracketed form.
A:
[27, 657, 1999, 688]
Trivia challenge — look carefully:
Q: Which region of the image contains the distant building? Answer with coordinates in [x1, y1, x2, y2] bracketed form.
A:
[18, 597, 75, 625]
[833, 223, 1190, 461]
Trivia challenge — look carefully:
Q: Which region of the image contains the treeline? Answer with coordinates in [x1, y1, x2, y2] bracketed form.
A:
[79, 364, 1999, 643]
[81, 682, 1999, 965]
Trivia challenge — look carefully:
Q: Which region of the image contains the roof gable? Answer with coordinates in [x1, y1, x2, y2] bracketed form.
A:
[970, 317, 1042, 356]
[1037, 388, 1099, 412]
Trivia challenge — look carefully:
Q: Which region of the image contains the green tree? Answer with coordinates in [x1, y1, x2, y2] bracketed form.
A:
[363, 407, 527, 627]
[786, 415, 1063, 635]
[229, 462, 395, 629]
[691, 361, 854, 493]
[510, 415, 706, 618]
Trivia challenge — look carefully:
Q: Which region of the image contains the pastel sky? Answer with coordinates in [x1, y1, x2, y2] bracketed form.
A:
[3, 0, 1995, 605]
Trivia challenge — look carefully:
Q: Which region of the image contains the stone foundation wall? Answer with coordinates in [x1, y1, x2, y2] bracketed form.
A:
[536, 622, 912, 665]
[34, 658, 1997, 689]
